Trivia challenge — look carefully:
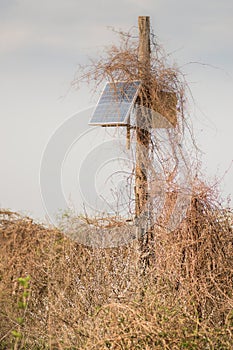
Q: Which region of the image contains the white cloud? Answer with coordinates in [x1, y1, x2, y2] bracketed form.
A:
[0, 0, 232, 59]
[0, 26, 27, 53]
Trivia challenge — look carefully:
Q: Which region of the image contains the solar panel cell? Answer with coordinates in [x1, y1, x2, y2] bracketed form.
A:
[89, 81, 141, 126]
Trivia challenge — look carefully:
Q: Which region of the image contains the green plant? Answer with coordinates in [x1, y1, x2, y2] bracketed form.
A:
[11, 276, 30, 350]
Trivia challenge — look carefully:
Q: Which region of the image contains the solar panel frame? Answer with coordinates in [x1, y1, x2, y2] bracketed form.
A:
[89, 80, 141, 126]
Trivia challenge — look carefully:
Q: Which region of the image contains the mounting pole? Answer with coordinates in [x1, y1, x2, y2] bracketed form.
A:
[135, 16, 151, 269]
[135, 16, 151, 222]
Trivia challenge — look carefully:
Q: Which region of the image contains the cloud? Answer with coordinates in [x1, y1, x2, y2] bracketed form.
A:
[0, 25, 31, 53]
[0, 1, 121, 55]
[0, 0, 232, 59]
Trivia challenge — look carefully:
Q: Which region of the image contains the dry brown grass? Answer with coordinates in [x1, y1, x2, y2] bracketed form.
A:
[0, 185, 232, 349]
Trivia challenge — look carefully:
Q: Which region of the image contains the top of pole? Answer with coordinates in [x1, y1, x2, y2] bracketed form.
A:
[138, 16, 151, 75]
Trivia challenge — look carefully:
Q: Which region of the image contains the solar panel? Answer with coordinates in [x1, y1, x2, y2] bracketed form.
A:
[89, 81, 141, 126]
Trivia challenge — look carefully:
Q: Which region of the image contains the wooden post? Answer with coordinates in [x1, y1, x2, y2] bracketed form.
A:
[135, 16, 151, 222]
[135, 16, 152, 270]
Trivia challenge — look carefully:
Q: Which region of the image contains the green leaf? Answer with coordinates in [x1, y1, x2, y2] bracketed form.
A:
[16, 317, 24, 325]
[11, 330, 22, 338]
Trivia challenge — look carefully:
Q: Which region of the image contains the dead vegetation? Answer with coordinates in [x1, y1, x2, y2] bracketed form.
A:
[1, 28, 232, 349]
[0, 188, 232, 349]
[73, 26, 199, 232]
[74, 28, 188, 133]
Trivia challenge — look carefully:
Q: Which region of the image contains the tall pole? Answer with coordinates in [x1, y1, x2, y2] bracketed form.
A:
[135, 16, 151, 270]
[135, 16, 151, 225]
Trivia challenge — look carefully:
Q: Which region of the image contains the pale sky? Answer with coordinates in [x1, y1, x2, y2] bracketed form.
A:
[1, 0, 233, 221]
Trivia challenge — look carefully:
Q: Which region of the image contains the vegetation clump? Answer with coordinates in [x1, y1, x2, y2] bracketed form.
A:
[0, 201, 232, 348]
